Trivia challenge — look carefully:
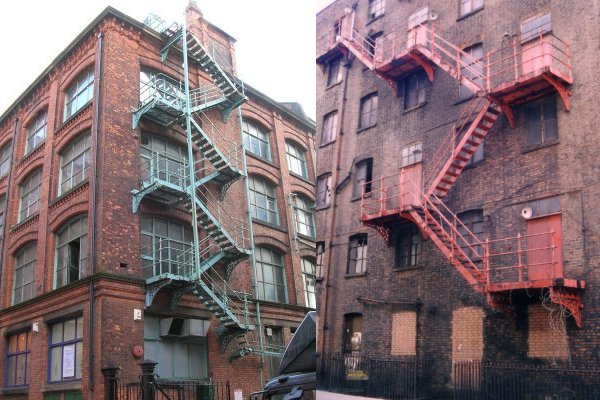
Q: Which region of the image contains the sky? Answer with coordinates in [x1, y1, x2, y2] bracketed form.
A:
[0, 0, 325, 121]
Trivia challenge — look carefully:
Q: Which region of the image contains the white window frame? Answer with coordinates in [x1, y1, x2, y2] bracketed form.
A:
[25, 112, 47, 154]
[59, 134, 91, 195]
[64, 69, 94, 121]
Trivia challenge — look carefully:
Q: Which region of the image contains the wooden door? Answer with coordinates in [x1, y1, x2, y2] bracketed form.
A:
[526, 214, 563, 281]
[399, 163, 422, 209]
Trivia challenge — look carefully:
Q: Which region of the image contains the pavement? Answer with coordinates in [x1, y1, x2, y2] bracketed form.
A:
[316, 390, 384, 400]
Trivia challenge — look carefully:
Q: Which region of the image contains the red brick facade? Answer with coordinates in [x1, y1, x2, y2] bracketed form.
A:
[0, 4, 314, 400]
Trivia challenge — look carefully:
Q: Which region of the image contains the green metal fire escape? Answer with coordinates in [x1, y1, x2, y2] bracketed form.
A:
[131, 15, 279, 354]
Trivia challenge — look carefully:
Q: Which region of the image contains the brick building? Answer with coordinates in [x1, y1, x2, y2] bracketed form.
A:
[0, 3, 315, 400]
[316, 0, 598, 396]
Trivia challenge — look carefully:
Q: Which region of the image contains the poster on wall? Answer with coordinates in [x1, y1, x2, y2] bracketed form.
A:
[63, 344, 76, 378]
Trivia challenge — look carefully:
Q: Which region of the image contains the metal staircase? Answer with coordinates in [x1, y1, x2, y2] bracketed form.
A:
[326, 11, 585, 326]
[133, 14, 269, 353]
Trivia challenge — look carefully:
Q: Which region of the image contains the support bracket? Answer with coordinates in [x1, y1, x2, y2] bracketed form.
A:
[550, 287, 583, 328]
[145, 278, 173, 307]
[362, 222, 391, 245]
[542, 73, 571, 111]
[408, 53, 435, 82]
[486, 292, 516, 324]
[489, 95, 516, 129]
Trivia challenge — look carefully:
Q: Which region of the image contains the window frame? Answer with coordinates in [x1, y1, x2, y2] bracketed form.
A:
[0, 141, 12, 177]
[353, 159, 373, 198]
[293, 195, 315, 238]
[459, 0, 483, 18]
[5, 331, 31, 387]
[327, 58, 343, 86]
[48, 317, 84, 383]
[242, 120, 272, 161]
[316, 241, 325, 279]
[59, 133, 91, 196]
[524, 95, 558, 149]
[347, 234, 368, 275]
[0, 194, 7, 238]
[343, 313, 363, 353]
[301, 258, 316, 308]
[457, 209, 484, 261]
[458, 44, 484, 101]
[255, 247, 287, 303]
[12, 242, 36, 305]
[316, 174, 332, 209]
[25, 112, 47, 155]
[395, 225, 422, 269]
[285, 141, 308, 178]
[321, 111, 338, 146]
[19, 169, 42, 222]
[403, 71, 427, 110]
[140, 134, 188, 187]
[64, 69, 94, 121]
[248, 176, 279, 225]
[359, 93, 378, 130]
[368, 0, 385, 20]
[54, 215, 88, 289]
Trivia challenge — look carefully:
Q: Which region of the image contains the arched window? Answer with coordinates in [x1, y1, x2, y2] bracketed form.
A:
[140, 215, 194, 278]
[64, 68, 94, 121]
[293, 194, 315, 238]
[19, 169, 42, 222]
[255, 246, 287, 303]
[139, 69, 182, 105]
[25, 111, 47, 154]
[248, 176, 279, 225]
[59, 133, 91, 195]
[242, 120, 271, 160]
[55, 215, 88, 288]
[0, 141, 12, 177]
[140, 134, 187, 187]
[301, 258, 316, 308]
[285, 141, 308, 178]
[13, 242, 36, 305]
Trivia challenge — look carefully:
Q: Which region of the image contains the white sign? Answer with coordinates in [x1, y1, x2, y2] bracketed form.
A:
[134, 309, 142, 321]
[63, 345, 76, 378]
[234, 389, 243, 400]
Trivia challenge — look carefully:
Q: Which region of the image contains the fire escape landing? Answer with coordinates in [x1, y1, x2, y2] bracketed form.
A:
[318, 13, 584, 327]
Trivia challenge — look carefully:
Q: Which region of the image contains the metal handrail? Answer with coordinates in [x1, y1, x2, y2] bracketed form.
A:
[139, 151, 189, 189]
[194, 109, 243, 173]
[189, 85, 227, 109]
[139, 74, 185, 109]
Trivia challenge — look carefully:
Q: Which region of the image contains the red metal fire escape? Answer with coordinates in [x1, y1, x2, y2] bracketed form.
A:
[317, 13, 584, 326]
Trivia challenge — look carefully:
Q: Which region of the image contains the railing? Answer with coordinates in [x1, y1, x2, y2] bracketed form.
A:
[195, 184, 250, 252]
[140, 152, 189, 190]
[316, 16, 346, 59]
[194, 109, 244, 173]
[453, 361, 600, 400]
[139, 74, 185, 111]
[189, 85, 227, 110]
[318, 353, 433, 400]
[201, 265, 253, 327]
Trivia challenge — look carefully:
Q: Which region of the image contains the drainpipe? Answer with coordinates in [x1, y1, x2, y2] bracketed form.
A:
[236, 105, 264, 388]
[318, 56, 351, 359]
[0, 117, 19, 294]
[88, 31, 104, 394]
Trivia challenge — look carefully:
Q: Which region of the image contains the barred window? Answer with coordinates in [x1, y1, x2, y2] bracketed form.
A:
[255, 247, 287, 303]
[25, 112, 47, 154]
[249, 176, 279, 225]
[13, 242, 36, 305]
[55, 215, 88, 288]
[286, 141, 308, 178]
[347, 234, 368, 275]
[19, 169, 42, 222]
[243, 120, 271, 160]
[59, 134, 91, 195]
[64, 69, 94, 121]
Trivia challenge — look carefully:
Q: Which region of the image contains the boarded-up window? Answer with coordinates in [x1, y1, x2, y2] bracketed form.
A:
[528, 303, 568, 359]
[452, 307, 484, 362]
[391, 311, 417, 356]
[521, 13, 552, 43]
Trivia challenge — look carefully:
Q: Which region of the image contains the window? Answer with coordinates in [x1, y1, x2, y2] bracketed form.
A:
[365, 33, 383, 60]
[0, 141, 11, 177]
[25, 112, 47, 154]
[316, 174, 332, 208]
[6, 331, 30, 387]
[404, 72, 427, 109]
[368, 0, 385, 20]
[59, 134, 91, 195]
[140, 215, 194, 278]
[458, 44, 484, 101]
[64, 69, 94, 121]
[44, 393, 82, 400]
[265, 327, 284, 378]
[460, 0, 483, 17]
[353, 159, 373, 198]
[144, 315, 208, 379]
[55, 215, 88, 288]
[255, 247, 287, 303]
[343, 313, 363, 353]
[521, 13, 551, 43]
[316, 241, 325, 279]
[286, 141, 308, 178]
[140, 134, 187, 187]
[525, 196, 561, 218]
[408, 7, 429, 29]
[401, 143, 422, 167]
[248, 176, 279, 225]
[0, 194, 6, 237]
[242, 120, 271, 160]
[321, 111, 338, 145]
[293, 195, 315, 238]
[457, 210, 484, 260]
[140, 69, 182, 105]
[13, 243, 36, 305]
[395, 225, 421, 268]
[455, 125, 484, 166]
[19, 169, 41, 222]
[347, 234, 368, 275]
[49, 317, 83, 382]
[525, 95, 558, 147]
[327, 58, 343, 86]
[301, 258, 316, 308]
[359, 93, 378, 129]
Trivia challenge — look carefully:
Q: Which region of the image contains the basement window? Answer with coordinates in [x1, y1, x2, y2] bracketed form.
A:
[55, 215, 88, 288]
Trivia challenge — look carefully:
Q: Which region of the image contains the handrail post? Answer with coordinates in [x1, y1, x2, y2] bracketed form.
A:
[360, 181, 365, 218]
[380, 175, 385, 213]
[484, 239, 490, 286]
[512, 38, 518, 81]
[486, 51, 491, 92]
[399, 170, 404, 209]
[517, 233, 523, 282]
[550, 229, 557, 278]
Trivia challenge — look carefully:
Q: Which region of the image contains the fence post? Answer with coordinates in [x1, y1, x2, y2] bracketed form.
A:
[226, 381, 232, 400]
[101, 362, 119, 400]
[140, 360, 158, 400]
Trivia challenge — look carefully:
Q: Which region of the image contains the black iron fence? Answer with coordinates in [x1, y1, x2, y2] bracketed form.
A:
[317, 353, 432, 399]
[453, 361, 600, 400]
[103, 361, 231, 400]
